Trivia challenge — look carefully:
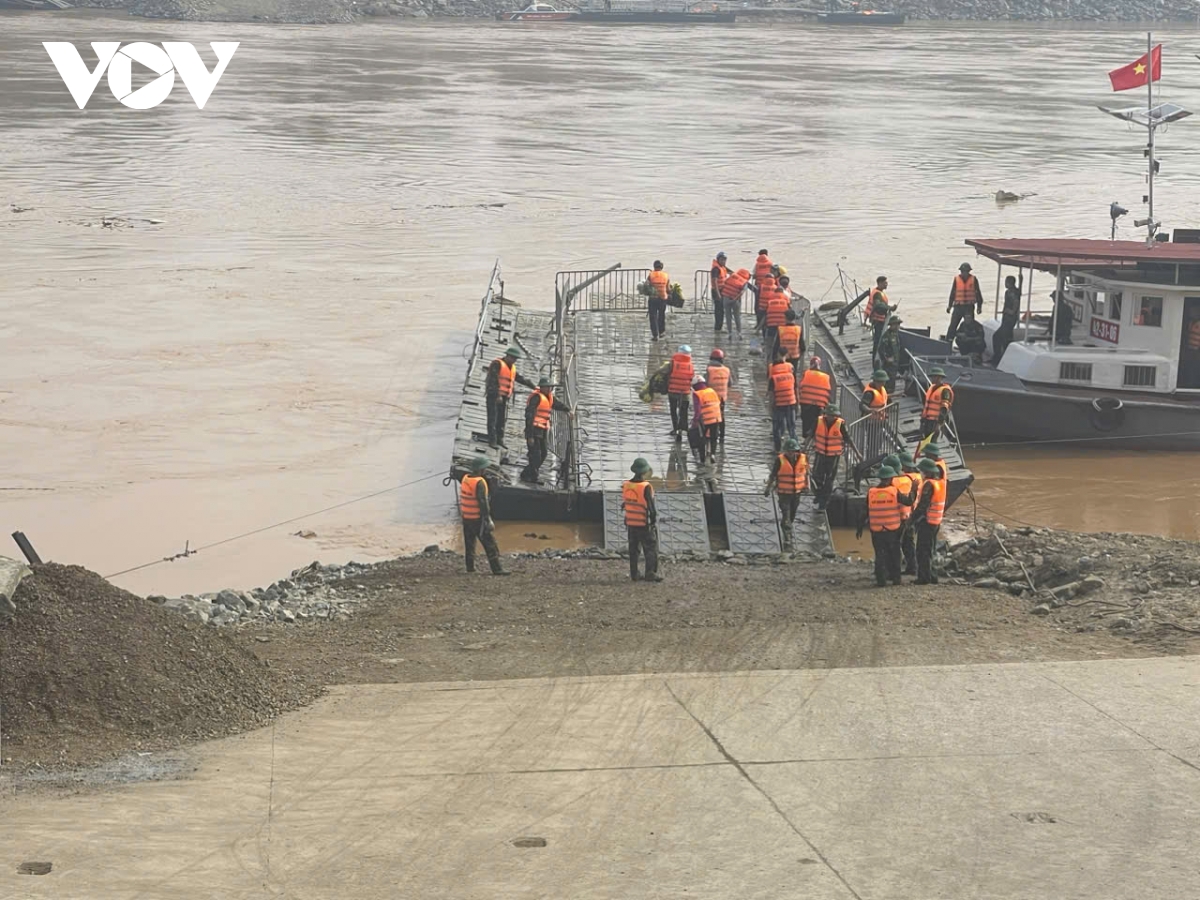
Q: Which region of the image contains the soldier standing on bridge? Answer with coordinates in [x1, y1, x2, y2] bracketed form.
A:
[520, 377, 573, 484]
[875, 315, 904, 394]
[765, 437, 808, 551]
[811, 404, 856, 511]
[485, 346, 537, 448]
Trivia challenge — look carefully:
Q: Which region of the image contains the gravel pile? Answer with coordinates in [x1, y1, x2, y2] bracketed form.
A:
[945, 523, 1200, 636]
[0, 563, 320, 768]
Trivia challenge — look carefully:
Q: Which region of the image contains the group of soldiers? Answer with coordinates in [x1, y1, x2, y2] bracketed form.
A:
[456, 251, 958, 586]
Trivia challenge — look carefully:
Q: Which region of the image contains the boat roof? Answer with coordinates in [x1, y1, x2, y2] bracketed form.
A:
[965, 237, 1200, 273]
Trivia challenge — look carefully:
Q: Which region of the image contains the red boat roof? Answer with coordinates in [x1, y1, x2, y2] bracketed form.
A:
[965, 237, 1200, 272]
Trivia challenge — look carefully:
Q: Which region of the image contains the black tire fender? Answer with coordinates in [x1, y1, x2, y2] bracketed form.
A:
[1090, 397, 1125, 432]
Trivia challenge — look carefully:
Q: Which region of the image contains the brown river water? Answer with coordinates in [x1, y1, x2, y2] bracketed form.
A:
[2, 12, 1199, 595]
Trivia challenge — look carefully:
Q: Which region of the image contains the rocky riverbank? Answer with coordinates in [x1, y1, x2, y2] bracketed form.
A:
[64, 0, 1200, 23]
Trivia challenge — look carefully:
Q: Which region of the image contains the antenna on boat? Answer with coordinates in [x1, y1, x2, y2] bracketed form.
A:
[1098, 32, 1191, 244]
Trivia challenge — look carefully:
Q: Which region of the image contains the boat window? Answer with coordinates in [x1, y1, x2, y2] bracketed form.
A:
[1059, 362, 1092, 383]
[1109, 291, 1123, 321]
[1088, 291, 1106, 316]
[1178, 265, 1200, 286]
[1135, 296, 1163, 327]
[1123, 365, 1157, 387]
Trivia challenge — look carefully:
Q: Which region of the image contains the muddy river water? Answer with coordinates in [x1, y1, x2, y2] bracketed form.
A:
[2, 13, 1199, 594]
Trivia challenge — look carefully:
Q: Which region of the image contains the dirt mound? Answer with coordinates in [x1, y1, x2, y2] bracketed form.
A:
[0, 564, 320, 768]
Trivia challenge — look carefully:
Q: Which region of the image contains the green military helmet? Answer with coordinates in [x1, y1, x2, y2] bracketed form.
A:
[871, 368, 889, 381]
[538, 376, 553, 388]
[899, 450, 916, 467]
[783, 438, 801, 452]
[469, 456, 489, 473]
[888, 315, 902, 325]
[504, 346, 522, 358]
[877, 465, 898, 478]
[630, 457, 652, 475]
[917, 458, 939, 475]
[882, 454, 901, 471]
[923, 443, 941, 457]
[824, 404, 840, 415]
[929, 366, 946, 378]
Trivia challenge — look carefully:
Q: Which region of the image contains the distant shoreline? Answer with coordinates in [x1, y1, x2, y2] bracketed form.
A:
[5, 1, 1200, 25]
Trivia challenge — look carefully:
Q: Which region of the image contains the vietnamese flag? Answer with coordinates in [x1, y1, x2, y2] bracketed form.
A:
[1109, 44, 1162, 91]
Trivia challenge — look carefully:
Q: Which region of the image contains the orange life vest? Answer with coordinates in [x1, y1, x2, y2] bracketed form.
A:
[757, 276, 777, 311]
[777, 323, 802, 359]
[721, 269, 750, 300]
[531, 391, 553, 431]
[814, 416, 844, 456]
[798, 369, 831, 407]
[766, 295, 790, 328]
[706, 364, 731, 401]
[623, 479, 651, 527]
[647, 270, 670, 301]
[770, 363, 796, 407]
[668, 353, 694, 394]
[864, 385, 888, 409]
[893, 473, 916, 520]
[495, 358, 516, 398]
[869, 288, 889, 323]
[935, 458, 949, 481]
[953, 274, 978, 306]
[696, 386, 723, 424]
[1189, 320, 1200, 350]
[926, 477, 947, 525]
[868, 484, 902, 532]
[754, 253, 773, 283]
[923, 383, 954, 420]
[776, 453, 808, 494]
[460, 475, 486, 521]
[711, 260, 729, 293]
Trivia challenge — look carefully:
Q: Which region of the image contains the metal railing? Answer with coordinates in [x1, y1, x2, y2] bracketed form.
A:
[463, 259, 505, 386]
[556, 267, 650, 315]
[907, 355, 964, 451]
[835, 385, 902, 488]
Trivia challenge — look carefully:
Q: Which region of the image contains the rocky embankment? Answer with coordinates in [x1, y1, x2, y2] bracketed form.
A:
[69, 0, 1200, 22]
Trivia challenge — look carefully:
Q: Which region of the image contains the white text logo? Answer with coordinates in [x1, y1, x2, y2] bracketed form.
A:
[43, 41, 240, 110]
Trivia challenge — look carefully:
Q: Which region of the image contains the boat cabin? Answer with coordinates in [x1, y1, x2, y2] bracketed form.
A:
[967, 237, 1200, 395]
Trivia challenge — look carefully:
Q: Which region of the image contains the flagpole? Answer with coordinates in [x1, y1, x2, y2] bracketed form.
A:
[1147, 30, 1155, 239]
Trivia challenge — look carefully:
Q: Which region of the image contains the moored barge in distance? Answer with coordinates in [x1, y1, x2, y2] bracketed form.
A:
[497, 2, 736, 22]
[906, 237, 1200, 450]
[816, 9, 906, 24]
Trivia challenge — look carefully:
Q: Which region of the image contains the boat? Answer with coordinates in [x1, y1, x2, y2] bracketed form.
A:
[905, 236, 1200, 451]
[495, 3, 575, 20]
[496, 1, 736, 22]
[816, 9, 905, 24]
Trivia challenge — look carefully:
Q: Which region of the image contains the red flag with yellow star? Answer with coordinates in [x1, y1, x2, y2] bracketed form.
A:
[1109, 44, 1162, 91]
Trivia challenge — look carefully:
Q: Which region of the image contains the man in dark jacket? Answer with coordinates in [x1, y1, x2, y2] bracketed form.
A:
[992, 273, 1023, 362]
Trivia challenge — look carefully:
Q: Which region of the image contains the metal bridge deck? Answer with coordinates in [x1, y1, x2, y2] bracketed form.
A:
[570, 309, 779, 494]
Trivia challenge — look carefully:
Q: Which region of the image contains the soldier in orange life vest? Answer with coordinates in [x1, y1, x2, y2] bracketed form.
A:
[765, 437, 808, 550]
[457, 457, 510, 576]
[945, 261, 984, 344]
[896, 451, 922, 576]
[812, 403, 856, 510]
[860, 369, 890, 418]
[856, 465, 915, 587]
[767, 349, 798, 452]
[911, 457, 946, 584]
[719, 267, 753, 337]
[921, 442, 949, 481]
[797, 355, 832, 439]
[710, 252, 730, 333]
[647, 260, 671, 341]
[774, 307, 804, 372]
[485, 345, 538, 448]
[666, 344, 695, 437]
[705, 349, 733, 444]
[520, 377, 573, 484]
[622, 457, 662, 582]
[867, 275, 894, 356]
[690, 377, 723, 464]
[920, 367, 954, 440]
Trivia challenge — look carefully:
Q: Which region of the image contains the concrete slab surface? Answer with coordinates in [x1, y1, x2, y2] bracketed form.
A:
[3, 657, 1200, 899]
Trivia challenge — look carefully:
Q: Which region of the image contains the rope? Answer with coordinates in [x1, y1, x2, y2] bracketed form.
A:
[103, 470, 447, 579]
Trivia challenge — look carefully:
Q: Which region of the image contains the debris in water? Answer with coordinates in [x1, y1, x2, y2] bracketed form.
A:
[294, 530, 317, 539]
[9, 204, 32, 214]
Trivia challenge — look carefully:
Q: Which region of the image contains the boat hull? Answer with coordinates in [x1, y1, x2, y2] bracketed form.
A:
[497, 9, 736, 21]
[935, 363, 1200, 451]
[495, 10, 575, 19]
